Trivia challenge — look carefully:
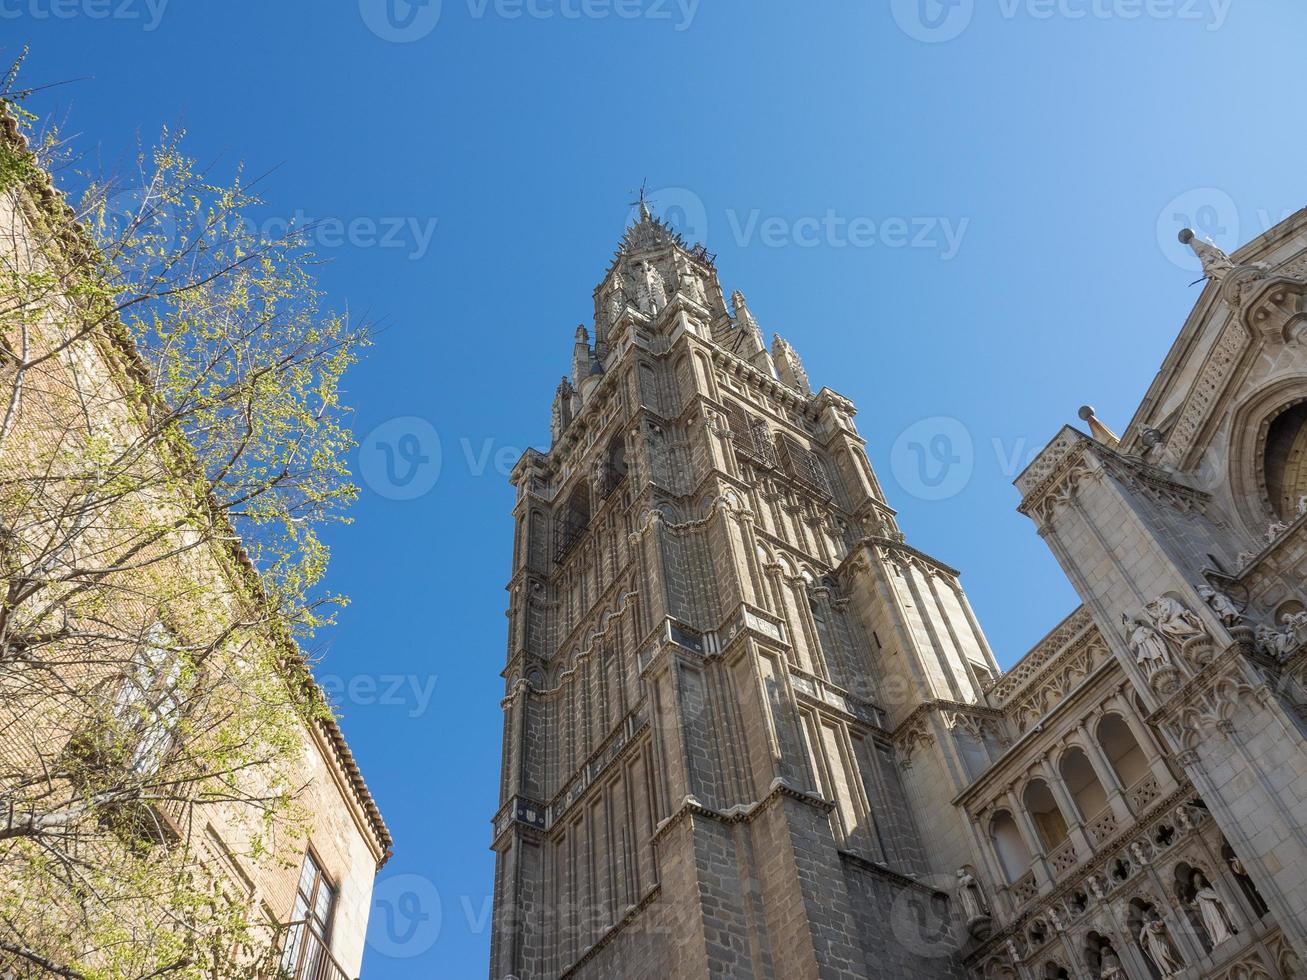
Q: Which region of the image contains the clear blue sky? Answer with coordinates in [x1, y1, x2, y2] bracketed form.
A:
[11, 2, 1306, 975]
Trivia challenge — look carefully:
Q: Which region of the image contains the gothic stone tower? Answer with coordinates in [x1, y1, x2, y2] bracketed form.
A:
[490, 203, 1003, 980]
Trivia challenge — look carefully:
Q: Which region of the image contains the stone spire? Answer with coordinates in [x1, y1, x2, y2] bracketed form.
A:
[571, 325, 603, 401]
[731, 290, 777, 377]
[550, 376, 576, 444]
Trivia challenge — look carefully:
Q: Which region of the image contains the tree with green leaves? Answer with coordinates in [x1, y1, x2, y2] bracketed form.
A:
[0, 66, 373, 978]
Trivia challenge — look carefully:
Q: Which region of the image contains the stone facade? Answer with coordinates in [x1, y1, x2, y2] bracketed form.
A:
[489, 203, 1307, 980]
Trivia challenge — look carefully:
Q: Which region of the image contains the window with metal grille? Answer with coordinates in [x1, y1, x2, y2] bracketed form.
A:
[554, 485, 591, 563]
[776, 433, 832, 498]
[723, 400, 778, 469]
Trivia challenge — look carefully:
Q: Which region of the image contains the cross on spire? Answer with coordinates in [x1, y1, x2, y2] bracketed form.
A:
[629, 179, 652, 221]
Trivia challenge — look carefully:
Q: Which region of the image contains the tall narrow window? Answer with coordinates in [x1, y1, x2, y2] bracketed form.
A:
[282, 850, 337, 975]
[113, 623, 186, 775]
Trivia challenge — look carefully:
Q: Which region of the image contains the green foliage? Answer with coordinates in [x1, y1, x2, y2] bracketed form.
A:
[0, 78, 370, 979]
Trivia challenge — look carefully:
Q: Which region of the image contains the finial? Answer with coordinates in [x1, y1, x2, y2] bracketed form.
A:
[1078, 405, 1120, 448]
[1178, 228, 1234, 281]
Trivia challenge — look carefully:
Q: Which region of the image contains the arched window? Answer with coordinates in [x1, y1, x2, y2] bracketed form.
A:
[989, 811, 1032, 883]
[1059, 747, 1108, 820]
[1023, 779, 1069, 850]
[1264, 401, 1307, 521]
[1097, 714, 1149, 788]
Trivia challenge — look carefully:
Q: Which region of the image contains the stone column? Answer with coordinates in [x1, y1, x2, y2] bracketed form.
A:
[1006, 788, 1053, 890]
[1038, 757, 1094, 865]
[1076, 718, 1133, 826]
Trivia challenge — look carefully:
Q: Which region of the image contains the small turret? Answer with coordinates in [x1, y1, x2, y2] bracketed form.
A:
[772, 334, 812, 396]
[731, 291, 777, 377]
[550, 377, 576, 444]
[572, 325, 603, 401]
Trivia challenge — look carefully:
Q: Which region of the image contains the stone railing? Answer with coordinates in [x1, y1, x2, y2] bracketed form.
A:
[1048, 838, 1078, 877]
[1086, 807, 1119, 845]
[1126, 772, 1161, 812]
[1010, 870, 1038, 906]
[969, 785, 1205, 978]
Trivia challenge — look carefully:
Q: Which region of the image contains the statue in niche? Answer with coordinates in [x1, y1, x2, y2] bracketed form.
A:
[956, 868, 990, 925]
[1139, 913, 1184, 978]
[638, 260, 666, 314]
[1099, 945, 1128, 979]
[1145, 596, 1206, 644]
[678, 264, 706, 305]
[606, 287, 627, 326]
[1255, 623, 1297, 660]
[1128, 617, 1173, 676]
[1227, 852, 1270, 917]
[1282, 609, 1307, 631]
[1197, 585, 1241, 627]
[1189, 871, 1238, 946]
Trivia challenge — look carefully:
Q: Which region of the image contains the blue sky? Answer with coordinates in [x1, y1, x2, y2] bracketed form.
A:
[10, 1, 1306, 975]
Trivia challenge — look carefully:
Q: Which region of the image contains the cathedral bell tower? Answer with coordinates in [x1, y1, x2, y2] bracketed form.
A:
[489, 201, 998, 979]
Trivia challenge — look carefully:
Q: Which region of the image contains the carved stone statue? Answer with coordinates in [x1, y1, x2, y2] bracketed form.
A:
[1190, 871, 1238, 946]
[1283, 609, 1307, 632]
[956, 868, 990, 923]
[1139, 914, 1184, 978]
[639, 260, 667, 314]
[1146, 596, 1206, 644]
[1099, 946, 1128, 979]
[1129, 618, 1173, 676]
[1256, 623, 1298, 660]
[606, 282, 626, 325]
[1198, 585, 1241, 627]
